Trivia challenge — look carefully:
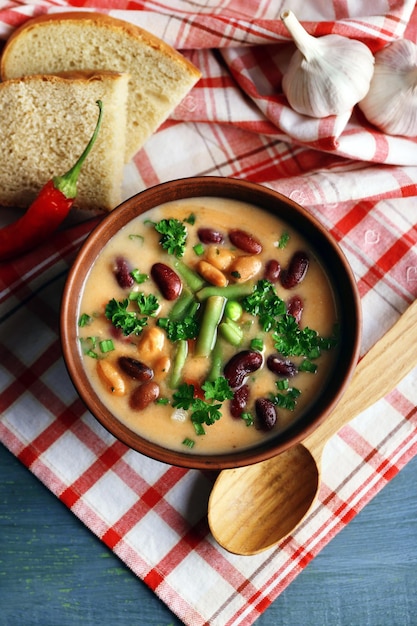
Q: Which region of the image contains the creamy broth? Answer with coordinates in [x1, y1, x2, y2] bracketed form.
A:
[77, 197, 339, 454]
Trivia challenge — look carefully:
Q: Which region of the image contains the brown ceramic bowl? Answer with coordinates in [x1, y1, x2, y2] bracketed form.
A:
[60, 176, 361, 469]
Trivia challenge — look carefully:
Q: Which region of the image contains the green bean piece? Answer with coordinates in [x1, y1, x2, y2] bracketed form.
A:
[169, 339, 188, 388]
[219, 318, 243, 346]
[196, 282, 254, 301]
[207, 336, 224, 381]
[168, 289, 195, 321]
[174, 259, 206, 292]
[195, 295, 226, 357]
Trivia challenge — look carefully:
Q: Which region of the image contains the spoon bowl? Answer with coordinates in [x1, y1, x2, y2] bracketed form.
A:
[209, 446, 318, 554]
[208, 299, 417, 555]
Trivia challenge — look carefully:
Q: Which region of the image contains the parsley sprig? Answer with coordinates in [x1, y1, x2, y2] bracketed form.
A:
[128, 292, 159, 316]
[270, 379, 301, 411]
[153, 218, 188, 258]
[105, 293, 159, 336]
[157, 315, 199, 341]
[242, 280, 337, 360]
[172, 378, 233, 435]
[273, 315, 337, 358]
[241, 279, 286, 332]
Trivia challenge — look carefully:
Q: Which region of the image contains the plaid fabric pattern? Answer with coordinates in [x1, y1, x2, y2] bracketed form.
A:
[1, 2, 417, 624]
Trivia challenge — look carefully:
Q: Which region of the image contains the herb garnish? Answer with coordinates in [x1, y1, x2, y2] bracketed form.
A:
[157, 315, 199, 341]
[78, 313, 93, 327]
[273, 315, 337, 359]
[79, 336, 99, 358]
[276, 231, 290, 248]
[172, 377, 233, 435]
[153, 218, 188, 257]
[105, 298, 152, 336]
[242, 279, 337, 362]
[241, 279, 286, 332]
[202, 377, 234, 401]
[79, 336, 115, 359]
[241, 412, 254, 427]
[270, 379, 301, 410]
[130, 269, 148, 284]
[128, 292, 159, 316]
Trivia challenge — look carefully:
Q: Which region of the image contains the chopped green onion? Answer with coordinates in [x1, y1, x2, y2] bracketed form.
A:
[85, 350, 99, 359]
[276, 232, 290, 248]
[78, 313, 93, 327]
[79, 336, 99, 358]
[276, 378, 289, 390]
[241, 412, 254, 427]
[128, 234, 144, 243]
[193, 243, 205, 256]
[184, 213, 196, 225]
[299, 359, 318, 373]
[156, 397, 170, 405]
[250, 337, 264, 352]
[192, 421, 206, 436]
[271, 385, 301, 411]
[182, 437, 195, 449]
[130, 269, 148, 284]
[99, 339, 115, 353]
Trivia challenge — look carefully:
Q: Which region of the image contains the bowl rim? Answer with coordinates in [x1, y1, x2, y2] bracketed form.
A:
[60, 176, 362, 469]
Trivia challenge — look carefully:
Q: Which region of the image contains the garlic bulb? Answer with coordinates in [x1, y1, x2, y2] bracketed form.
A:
[358, 39, 417, 137]
[280, 9, 374, 118]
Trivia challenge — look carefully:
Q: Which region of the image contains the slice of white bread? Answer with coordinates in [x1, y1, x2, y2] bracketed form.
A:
[0, 71, 129, 212]
[1, 12, 201, 162]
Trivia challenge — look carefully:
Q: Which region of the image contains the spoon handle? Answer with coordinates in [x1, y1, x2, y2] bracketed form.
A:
[304, 299, 417, 460]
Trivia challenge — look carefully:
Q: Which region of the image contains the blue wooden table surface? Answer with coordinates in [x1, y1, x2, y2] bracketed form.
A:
[1, 442, 416, 626]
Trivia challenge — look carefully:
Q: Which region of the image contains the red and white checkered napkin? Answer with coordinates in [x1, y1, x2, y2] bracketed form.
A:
[1, 2, 417, 625]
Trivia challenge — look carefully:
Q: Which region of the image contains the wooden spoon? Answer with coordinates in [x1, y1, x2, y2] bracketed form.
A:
[208, 299, 417, 555]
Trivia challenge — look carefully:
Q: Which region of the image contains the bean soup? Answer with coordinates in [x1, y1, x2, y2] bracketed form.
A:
[77, 197, 339, 454]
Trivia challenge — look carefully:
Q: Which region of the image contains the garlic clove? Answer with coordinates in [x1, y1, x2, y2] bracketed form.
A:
[358, 39, 417, 137]
[280, 9, 374, 118]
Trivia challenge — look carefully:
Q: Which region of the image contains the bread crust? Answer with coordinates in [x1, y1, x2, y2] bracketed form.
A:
[1, 11, 201, 162]
[1, 11, 201, 81]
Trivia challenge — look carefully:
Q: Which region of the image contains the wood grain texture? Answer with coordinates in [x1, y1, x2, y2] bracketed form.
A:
[208, 301, 417, 555]
[305, 297, 417, 457]
[1, 442, 416, 626]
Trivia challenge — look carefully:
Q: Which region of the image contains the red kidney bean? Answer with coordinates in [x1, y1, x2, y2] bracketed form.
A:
[286, 294, 303, 324]
[197, 227, 224, 244]
[114, 256, 134, 288]
[229, 229, 262, 254]
[118, 356, 153, 381]
[224, 350, 263, 389]
[129, 381, 160, 410]
[256, 398, 277, 431]
[267, 354, 298, 377]
[108, 324, 133, 344]
[151, 263, 182, 300]
[230, 384, 249, 418]
[264, 259, 281, 282]
[280, 251, 309, 289]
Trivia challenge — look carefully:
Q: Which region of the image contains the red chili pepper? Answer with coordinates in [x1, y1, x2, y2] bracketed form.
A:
[0, 100, 103, 262]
